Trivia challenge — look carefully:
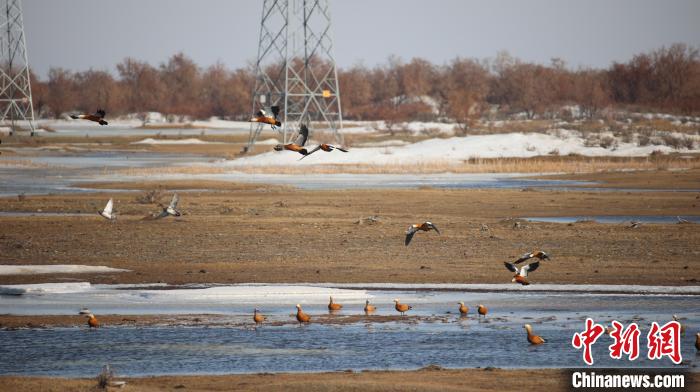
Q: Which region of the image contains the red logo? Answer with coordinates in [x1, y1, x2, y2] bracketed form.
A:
[572, 318, 605, 365]
[608, 321, 640, 361]
[647, 321, 682, 364]
[572, 319, 683, 365]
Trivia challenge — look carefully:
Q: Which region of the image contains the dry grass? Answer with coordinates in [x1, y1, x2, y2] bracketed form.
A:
[111, 155, 700, 176]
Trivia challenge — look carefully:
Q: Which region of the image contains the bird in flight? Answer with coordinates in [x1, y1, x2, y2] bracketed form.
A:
[299, 143, 349, 160]
[249, 106, 282, 130]
[274, 124, 310, 156]
[154, 194, 181, 219]
[98, 198, 116, 220]
[504, 261, 540, 285]
[71, 109, 108, 125]
[513, 250, 549, 264]
[405, 221, 440, 246]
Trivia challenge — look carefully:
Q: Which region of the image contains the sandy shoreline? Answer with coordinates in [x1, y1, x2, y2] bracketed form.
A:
[1, 368, 698, 392]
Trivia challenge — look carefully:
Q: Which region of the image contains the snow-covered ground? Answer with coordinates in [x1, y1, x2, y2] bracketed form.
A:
[226, 130, 700, 167]
[0, 265, 130, 275]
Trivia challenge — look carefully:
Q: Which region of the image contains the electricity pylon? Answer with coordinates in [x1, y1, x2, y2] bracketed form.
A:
[0, 0, 35, 135]
[245, 0, 343, 152]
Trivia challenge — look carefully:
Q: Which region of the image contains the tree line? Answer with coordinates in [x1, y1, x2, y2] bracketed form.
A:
[30, 44, 700, 124]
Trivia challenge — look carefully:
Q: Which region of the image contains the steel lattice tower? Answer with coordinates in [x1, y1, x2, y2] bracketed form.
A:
[0, 0, 35, 135]
[246, 0, 343, 152]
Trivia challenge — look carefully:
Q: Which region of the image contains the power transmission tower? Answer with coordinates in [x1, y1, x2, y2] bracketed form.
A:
[245, 0, 343, 152]
[0, 0, 35, 136]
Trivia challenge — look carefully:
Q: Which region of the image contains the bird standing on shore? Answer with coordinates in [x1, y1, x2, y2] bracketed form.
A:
[295, 304, 311, 323]
[513, 250, 549, 264]
[672, 315, 685, 335]
[253, 308, 266, 325]
[274, 124, 310, 155]
[364, 299, 376, 314]
[300, 143, 349, 160]
[394, 299, 412, 315]
[155, 194, 181, 219]
[70, 109, 108, 125]
[504, 261, 540, 286]
[405, 222, 440, 246]
[477, 304, 488, 319]
[328, 296, 343, 311]
[524, 324, 545, 345]
[249, 106, 281, 130]
[458, 302, 469, 316]
[98, 199, 116, 220]
[86, 314, 99, 328]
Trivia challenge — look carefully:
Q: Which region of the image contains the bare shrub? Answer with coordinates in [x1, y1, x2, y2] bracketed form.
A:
[637, 134, 651, 146]
[599, 136, 618, 149]
[135, 189, 163, 204]
[661, 134, 683, 149]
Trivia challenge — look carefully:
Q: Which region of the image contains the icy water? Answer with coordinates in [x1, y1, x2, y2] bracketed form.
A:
[1, 285, 698, 377]
[525, 215, 700, 224]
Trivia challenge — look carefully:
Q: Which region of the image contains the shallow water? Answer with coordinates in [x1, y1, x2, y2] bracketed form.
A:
[525, 215, 700, 224]
[1, 285, 698, 376]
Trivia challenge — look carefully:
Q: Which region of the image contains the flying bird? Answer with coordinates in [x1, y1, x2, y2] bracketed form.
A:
[253, 308, 266, 325]
[524, 324, 545, 345]
[98, 198, 116, 220]
[249, 106, 281, 130]
[364, 299, 376, 314]
[405, 221, 440, 246]
[328, 296, 343, 311]
[70, 109, 108, 125]
[299, 143, 349, 160]
[393, 299, 412, 315]
[274, 124, 310, 155]
[504, 261, 540, 285]
[477, 304, 488, 319]
[513, 250, 549, 264]
[154, 194, 181, 219]
[295, 304, 311, 323]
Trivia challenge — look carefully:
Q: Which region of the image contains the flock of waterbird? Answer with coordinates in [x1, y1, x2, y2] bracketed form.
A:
[72, 109, 697, 349]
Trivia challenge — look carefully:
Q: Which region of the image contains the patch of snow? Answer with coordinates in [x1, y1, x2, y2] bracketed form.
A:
[0, 265, 130, 276]
[224, 131, 700, 167]
[255, 138, 281, 145]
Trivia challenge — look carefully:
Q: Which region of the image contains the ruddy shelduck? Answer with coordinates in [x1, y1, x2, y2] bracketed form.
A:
[477, 304, 488, 318]
[673, 315, 685, 335]
[249, 106, 281, 130]
[300, 143, 349, 160]
[504, 261, 540, 285]
[274, 124, 310, 155]
[86, 314, 99, 328]
[364, 299, 376, 314]
[71, 109, 108, 125]
[154, 193, 181, 219]
[393, 299, 412, 315]
[295, 304, 311, 323]
[513, 250, 550, 264]
[524, 324, 545, 345]
[405, 221, 440, 246]
[458, 302, 469, 316]
[253, 308, 266, 325]
[328, 296, 343, 311]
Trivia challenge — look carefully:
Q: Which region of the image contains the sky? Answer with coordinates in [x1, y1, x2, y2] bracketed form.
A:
[23, 0, 700, 78]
